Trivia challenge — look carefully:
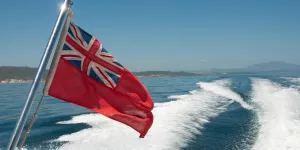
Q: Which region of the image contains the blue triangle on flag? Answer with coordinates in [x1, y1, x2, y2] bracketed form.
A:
[102, 47, 109, 53]
[113, 61, 123, 68]
[68, 28, 75, 39]
[63, 44, 72, 50]
[89, 68, 105, 85]
[77, 26, 92, 44]
[66, 60, 82, 70]
[105, 71, 120, 84]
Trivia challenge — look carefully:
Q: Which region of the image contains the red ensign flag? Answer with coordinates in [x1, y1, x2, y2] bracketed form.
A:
[43, 18, 154, 138]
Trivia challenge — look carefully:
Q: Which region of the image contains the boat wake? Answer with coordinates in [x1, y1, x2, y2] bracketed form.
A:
[282, 77, 300, 85]
[251, 78, 300, 150]
[198, 79, 253, 110]
[282, 77, 300, 90]
[51, 79, 243, 150]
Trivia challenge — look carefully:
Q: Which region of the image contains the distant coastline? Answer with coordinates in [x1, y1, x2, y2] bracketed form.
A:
[0, 74, 187, 84]
[1, 61, 299, 84]
[0, 66, 199, 84]
[0, 79, 47, 84]
[0, 75, 175, 84]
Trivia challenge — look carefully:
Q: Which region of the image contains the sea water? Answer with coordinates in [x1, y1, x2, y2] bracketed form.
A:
[1, 74, 300, 150]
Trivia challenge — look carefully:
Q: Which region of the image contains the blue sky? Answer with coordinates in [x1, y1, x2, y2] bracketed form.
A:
[0, 0, 299, 71]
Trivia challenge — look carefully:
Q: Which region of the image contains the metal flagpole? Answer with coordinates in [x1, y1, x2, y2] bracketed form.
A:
[7, 0, 72, 149]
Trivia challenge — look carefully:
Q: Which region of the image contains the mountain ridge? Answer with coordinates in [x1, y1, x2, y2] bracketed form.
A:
[208, 61, 300, 73]
[1, 61, 299, 81]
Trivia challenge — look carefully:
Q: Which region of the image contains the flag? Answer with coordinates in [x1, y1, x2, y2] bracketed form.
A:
[43, 16, 154, 138]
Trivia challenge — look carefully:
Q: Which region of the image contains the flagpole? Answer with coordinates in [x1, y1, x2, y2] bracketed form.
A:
[7, 0, 72, 149]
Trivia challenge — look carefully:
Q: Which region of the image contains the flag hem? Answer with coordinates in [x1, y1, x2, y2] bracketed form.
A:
[43, 15, 71, 95]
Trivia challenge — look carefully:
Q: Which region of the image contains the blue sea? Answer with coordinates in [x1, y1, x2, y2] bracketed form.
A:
[1, 74, 300, 150]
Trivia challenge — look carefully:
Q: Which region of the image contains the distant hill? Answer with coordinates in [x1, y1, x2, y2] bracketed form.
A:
[0, 66, 48, 81]
[0, 66, 197, 80]
[245, 61, 300, 71]
[133, 71, 197, 77]
[1, 61, 299, 81]
[209, 61, 300, 73]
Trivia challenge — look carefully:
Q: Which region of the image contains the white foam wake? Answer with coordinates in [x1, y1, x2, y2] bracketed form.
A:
[282, 77, 300, 85]
[53, 79, 233, 150]
[282, 77, 300, 90]
[197, 79, 253, 110]
[251, 78, 300, 150]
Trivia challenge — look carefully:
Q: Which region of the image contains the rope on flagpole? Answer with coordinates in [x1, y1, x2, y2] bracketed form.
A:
[18, 95, 45, 150]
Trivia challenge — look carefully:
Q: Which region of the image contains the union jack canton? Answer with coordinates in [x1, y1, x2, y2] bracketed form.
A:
[61, 22, 124, 89]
